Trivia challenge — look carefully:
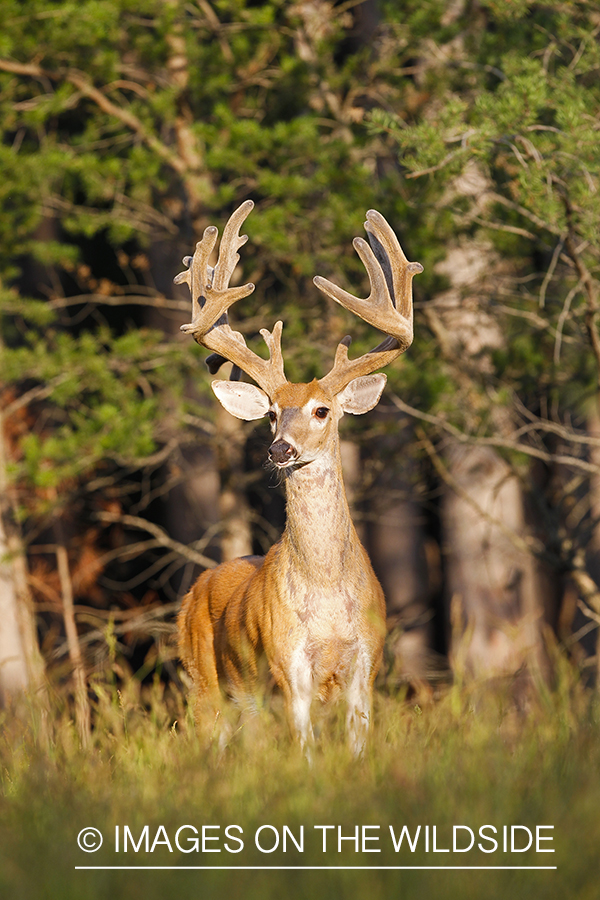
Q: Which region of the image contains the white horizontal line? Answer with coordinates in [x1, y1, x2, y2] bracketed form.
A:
[75, 866, 558, 871]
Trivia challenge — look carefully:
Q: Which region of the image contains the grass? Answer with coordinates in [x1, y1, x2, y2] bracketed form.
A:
[1, 663, 599, 900]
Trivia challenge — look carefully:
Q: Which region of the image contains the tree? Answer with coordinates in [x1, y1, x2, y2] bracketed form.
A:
[0, 1, 429, 707]
[372, 0, 600, 681]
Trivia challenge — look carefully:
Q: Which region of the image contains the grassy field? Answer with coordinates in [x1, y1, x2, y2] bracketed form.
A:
[1, 663, 599, 900]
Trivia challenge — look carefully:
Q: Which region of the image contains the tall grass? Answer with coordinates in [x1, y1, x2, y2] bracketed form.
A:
[1, 662, 598, 900]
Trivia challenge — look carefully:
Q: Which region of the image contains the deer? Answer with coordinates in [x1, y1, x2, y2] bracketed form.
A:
[176, 200, 422, 755]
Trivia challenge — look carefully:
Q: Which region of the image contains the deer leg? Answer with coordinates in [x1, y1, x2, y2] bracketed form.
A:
[183, 625, 223, 739]
[284, 649, 315, 752]
[346, 651, 372, 757]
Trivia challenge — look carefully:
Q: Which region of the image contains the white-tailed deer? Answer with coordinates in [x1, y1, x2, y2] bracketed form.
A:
[177, 201, 422, 754]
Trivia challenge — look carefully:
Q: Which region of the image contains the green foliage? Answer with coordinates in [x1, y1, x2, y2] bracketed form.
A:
[368, 1, 600, 433]
[1, 287, 205, 514]
[1, 1, 598, 455]
[0, 0, 433, 568]
[0, 0, 421, 390]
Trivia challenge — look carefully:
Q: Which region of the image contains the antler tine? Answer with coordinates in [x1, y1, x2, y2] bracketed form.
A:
[178, 199, 256, 337]
[364, 209, 419, 323]
[315, 210, 423, 396]
[259, 320, 286, 386]
[174, 225, 218, 325]
[176, 201, 288, 398]
[212, 200, 253, 292]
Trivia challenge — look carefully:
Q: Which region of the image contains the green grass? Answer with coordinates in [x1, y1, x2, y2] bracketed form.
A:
[1, 667, 599, 900]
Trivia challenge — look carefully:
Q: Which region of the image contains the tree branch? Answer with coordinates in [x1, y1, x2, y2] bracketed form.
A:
[415, 426, 546, 560]
[94, 511, 216, 569]
[391, 394, 600, 476]
[0, 57, 209, 197]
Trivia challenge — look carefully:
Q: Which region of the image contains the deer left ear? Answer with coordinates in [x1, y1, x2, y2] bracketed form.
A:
[337, 374, 387, 415]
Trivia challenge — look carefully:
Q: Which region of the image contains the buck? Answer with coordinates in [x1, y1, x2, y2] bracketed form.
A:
[177, 201, 422, 754]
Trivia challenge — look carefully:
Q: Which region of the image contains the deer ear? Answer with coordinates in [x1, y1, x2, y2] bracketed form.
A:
[211, 381, 270, 420]
[337, 374, 387, 415]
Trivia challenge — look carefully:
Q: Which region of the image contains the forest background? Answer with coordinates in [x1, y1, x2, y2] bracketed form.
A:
[1, 2, 600, 898]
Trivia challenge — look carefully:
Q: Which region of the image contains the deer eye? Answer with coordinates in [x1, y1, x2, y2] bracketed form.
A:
[314, 407, 329, 420]
[268, 410, 277, 424]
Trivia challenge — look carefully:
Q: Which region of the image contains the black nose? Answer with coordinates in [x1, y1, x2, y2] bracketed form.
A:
[268, 440, 296, 465]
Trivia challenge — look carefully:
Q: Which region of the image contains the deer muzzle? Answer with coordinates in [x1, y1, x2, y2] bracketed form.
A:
[268, 439, 297, 466]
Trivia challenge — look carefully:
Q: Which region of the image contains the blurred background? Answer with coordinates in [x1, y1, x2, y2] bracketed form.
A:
[2, 0, 600, 743]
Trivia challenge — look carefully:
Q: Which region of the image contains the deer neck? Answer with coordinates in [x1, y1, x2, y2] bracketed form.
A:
[281, 440, 358, 580]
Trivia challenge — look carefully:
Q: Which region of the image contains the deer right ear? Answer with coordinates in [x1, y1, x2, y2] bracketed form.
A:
[212, 381, 270, 420]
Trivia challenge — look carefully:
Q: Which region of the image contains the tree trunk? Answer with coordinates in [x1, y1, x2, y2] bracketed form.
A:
[431, 222, 547, 683]
[215, 406, 253, 561]
[366, 424, 435, 685]
[576, 410, 600, 681]
[0, 513, 30, 706]
[0, 404, 46, 708]
[442, 443, 545, 681]
[340, 439, 365, 544]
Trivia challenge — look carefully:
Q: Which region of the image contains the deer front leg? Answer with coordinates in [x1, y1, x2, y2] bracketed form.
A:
[346, 650, 373, 757]
[283, 647, 315, 752]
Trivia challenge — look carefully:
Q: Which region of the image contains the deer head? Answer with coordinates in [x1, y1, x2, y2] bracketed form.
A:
[175, 200, 423, 466]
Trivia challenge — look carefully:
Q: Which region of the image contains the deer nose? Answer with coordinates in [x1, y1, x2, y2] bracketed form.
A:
[268, 439, 296, 465]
